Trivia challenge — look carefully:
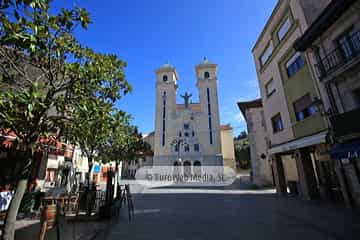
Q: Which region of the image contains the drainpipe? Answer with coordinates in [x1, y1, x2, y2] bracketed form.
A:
[325, 82, 339, 115]
[334, 80, 346, 113]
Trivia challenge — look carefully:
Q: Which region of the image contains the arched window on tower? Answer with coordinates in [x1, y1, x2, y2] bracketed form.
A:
[163, 75, 168, 82]
[204, 72, 210, 79]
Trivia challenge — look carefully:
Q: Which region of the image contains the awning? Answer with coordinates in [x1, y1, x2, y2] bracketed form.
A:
[330, 141, 360, 159]
[268, 131, 327, 155]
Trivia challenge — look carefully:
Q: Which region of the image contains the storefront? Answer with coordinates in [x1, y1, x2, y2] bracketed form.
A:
[269, 131, 342, 201]
[330, 141, 360, 208]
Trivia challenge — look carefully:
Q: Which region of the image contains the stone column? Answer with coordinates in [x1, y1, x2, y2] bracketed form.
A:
[295, 148, 319, 200]
[272, 154, 287, 194]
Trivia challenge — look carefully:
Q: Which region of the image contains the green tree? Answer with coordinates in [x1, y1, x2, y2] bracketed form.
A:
[234, 135, 251, 170]
[98, 121, 150, 176]
[97, 118, 151, 198]
[234, 131, 248, 141]
[0, 1, 130, 239]
[64, 100, 116, 184]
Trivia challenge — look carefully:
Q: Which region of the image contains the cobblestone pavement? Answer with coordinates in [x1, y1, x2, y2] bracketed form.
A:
[103, 180, 360, 240]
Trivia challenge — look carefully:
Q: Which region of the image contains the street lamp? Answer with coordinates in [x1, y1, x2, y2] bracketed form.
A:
[312, 96, 335, 144]
[171, 138, 187, 163]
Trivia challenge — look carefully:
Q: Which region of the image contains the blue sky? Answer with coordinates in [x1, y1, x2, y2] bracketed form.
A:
[53, 0, 277, 136]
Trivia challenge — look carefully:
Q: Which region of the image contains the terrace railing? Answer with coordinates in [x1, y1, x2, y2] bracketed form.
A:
[315, 30, 360, 80]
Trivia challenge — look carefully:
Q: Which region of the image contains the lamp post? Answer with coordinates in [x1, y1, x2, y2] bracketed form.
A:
[312, 96, 335, 144]
[171, 138, 188, 164]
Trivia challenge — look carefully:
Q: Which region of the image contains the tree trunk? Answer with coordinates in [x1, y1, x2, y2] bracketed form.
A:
[86, 157, 93, 216]
[87, 157, 93, 189]
[2, 151, 32, 240]
[113, 161, 119, 199]
[2, 179, 28, 240]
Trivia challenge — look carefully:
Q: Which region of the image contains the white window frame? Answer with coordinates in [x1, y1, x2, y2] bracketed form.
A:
[286, 52, 301, 68]
[278, 17, 291, 41]
[260, 42, 273, 66]
[265, 78, 276, 97]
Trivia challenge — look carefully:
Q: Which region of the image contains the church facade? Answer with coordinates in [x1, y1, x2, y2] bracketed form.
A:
[153, 59, 224, 167]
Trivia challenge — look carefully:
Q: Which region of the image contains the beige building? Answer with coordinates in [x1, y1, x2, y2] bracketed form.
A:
[238, 99, 273, 185]
[220, 124, 236, 170]
[72, 146, 89, 184]
[294, 0, 360, 208]
[252, 0, 334, 200]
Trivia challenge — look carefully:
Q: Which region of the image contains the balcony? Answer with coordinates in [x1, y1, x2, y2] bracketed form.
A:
[330, 107, 360, 142]
[315, 30, 360, 80]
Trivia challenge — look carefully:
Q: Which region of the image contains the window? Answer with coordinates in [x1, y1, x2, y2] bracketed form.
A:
[260, 43, 273, 66]
[277, 17, 291, 41]
[194, 144, 199, 152]
[192, 131, 195, 137]
[207, 88, 213, 144]
[337, 29, 358, 62]
[204, 72, 210, 79]
[179, 132, 182, 137]
[265, 79, 276, 97]
[184, 124, 189, 130]
[184, 132, 189, 137]
[163, 75, 168, 82]
[184, 144, 190, 152]
[293, 94, 316, 121]
[271, 113, 284, 133]
[175, 144, 179, 152]
[162, 92, 166, 146]
[286, 52, 304, 78]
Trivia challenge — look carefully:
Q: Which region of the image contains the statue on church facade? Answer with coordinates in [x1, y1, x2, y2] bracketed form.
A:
[181, 92, 192, 108]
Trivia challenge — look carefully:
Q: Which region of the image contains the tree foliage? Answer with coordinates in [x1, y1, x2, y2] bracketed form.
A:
[234, 131, 248, 141]
[97, 117, 151, 165]
[0, 1, 131, 239]
[234, 132, 250, 169]
[0, 0, 131, 150]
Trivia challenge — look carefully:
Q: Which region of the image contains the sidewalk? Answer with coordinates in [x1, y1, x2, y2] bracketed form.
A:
[15, 216, 110, 240]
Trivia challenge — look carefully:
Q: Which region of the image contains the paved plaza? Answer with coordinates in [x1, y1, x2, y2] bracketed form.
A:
[101, 179, 360, 240]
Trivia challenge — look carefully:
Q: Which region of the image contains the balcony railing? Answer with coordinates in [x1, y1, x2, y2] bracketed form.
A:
[330, 107, 360, 142]
[315, 30, 360, 79]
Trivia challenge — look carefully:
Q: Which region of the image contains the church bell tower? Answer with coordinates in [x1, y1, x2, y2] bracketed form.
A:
[153, 63, 178, 164]
[196, 58, 222, 163]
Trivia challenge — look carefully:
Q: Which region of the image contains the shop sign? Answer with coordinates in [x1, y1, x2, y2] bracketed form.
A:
[348, 151, 359, 159]
[341, 158, 350, 164]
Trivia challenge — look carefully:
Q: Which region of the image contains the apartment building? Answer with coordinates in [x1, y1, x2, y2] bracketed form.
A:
[294, 0, 360, 208]
[252, 0, 336, 200]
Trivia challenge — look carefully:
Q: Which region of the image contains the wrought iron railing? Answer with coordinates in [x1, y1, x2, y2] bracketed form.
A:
[315, 30, 360, 79]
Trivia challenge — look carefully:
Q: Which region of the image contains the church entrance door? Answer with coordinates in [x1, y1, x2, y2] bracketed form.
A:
[183, 161, 192, 178]
[194, 161, 202, 177]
